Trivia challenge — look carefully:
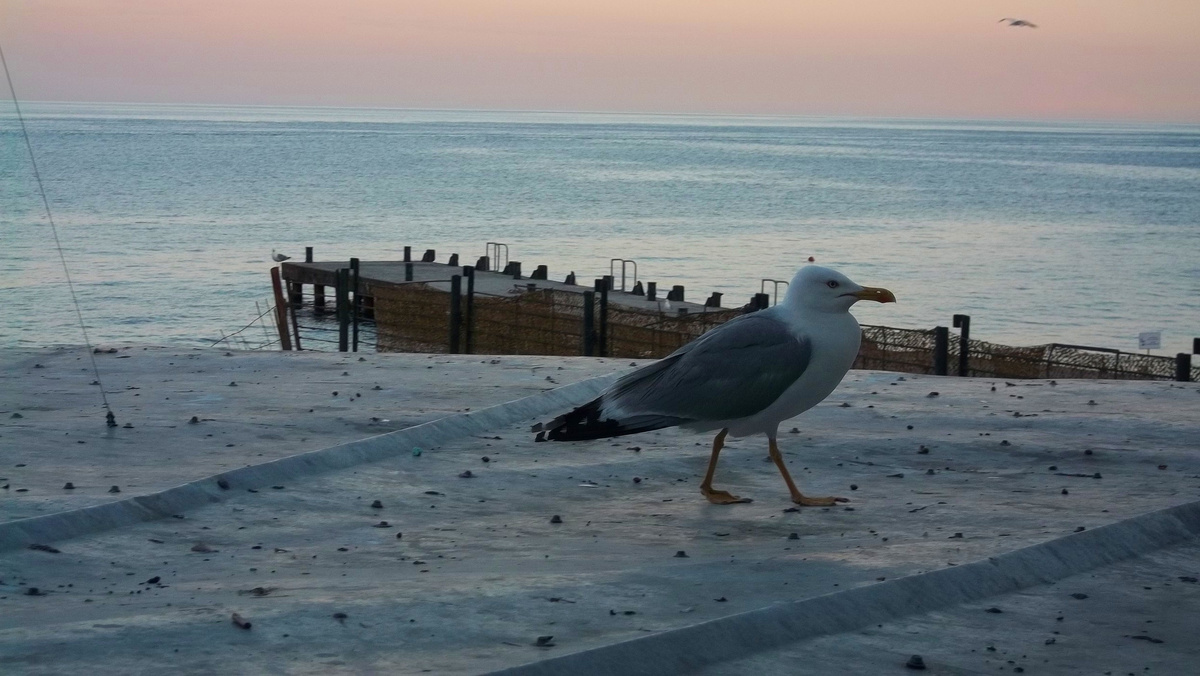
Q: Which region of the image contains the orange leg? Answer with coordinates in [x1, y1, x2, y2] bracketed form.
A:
[700, 429, 752, 505]
[768, 437, 848, 506]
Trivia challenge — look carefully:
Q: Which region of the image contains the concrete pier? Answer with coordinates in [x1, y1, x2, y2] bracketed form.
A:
[3, 346, 1200, 674]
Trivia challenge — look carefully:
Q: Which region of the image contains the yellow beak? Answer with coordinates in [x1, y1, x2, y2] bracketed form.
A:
[852, 286, 897, 303]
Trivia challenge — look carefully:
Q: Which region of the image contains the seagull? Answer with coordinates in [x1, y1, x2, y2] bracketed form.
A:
[271, 250, 291, 262]
[999, 18, 1037, 28]
[533, 265, 896, 505]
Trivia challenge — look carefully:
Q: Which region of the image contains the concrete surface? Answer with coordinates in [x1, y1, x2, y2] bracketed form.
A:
[2, 347, 1199, 675]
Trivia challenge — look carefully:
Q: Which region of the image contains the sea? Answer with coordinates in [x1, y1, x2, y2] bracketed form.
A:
[2, 102, 1198, 355]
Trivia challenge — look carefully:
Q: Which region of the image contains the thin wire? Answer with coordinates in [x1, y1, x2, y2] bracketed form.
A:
[0, 41, 114, 420]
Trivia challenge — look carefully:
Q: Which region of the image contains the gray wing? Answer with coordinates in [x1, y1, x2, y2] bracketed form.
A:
[605, 312, 811, 422]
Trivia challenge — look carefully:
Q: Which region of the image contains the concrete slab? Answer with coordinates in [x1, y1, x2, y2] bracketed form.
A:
[2, 349, 1199, 674]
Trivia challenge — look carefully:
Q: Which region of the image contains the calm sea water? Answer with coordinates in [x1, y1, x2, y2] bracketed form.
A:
[2, 102, 1198, 355]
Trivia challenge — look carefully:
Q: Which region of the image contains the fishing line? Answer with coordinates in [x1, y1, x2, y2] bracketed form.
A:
[1, 41, 117, 427]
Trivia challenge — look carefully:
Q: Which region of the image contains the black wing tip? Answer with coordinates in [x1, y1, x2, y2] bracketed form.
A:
[534, 399, 687, 442]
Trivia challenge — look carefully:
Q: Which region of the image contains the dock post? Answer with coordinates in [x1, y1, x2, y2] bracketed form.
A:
[670, 285, 685, 302]
[582, 290, 596, 356]
[270, 267, 293, 351]
[595, 279, 609, 358]
[933, 326, 949, 376]
[704, 292, 722, 308]
[753, 293, 770, 310]
[476, 256, 489, 272]
[305, 247, 313, 263]
[314, 285, 326, 313]
[448, 253, 459, 267]
[449, 275, 462, 354]
[1176, 353, 1192, 382]
[289, 300, 302, 351]
[287, 282, 302, 306]
[532, 265, 548, 280]
[422, 249, 436, 263]
[464, 266, 476, 354]
[404, 246, 411, 262]
[336, 268, 350, 352]
[646, 282, 656, 301]
[952, 314, 971, 376]
[405, 262, 413, 282]
[350, 257, 360, 352]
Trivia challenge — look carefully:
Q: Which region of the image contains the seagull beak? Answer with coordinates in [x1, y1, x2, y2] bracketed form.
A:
[852, 287, 896, 303]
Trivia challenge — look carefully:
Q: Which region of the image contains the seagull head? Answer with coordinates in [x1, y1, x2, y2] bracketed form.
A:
[783, 265, 896, 314]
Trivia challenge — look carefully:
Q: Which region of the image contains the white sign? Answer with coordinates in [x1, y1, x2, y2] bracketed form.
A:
[1138, 331, 1161, 350]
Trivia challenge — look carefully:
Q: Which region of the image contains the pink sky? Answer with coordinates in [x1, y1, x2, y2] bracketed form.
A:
[3, 0, 1199, 121]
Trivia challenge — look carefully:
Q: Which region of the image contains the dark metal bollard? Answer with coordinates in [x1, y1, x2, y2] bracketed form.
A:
[532, 265, 548, 280]
[305, 246, 313, 263]
[476, 256, 489, 272]
[349, 258, 360, 352]
[335, 268, 350, 352]
[630, 281, 644, 296]
[464, 266, 475, 354]
[953, 314, 971, 376]
[646, 282, 657, 301]
[422, 249, 436, 262]
[669, 285, 685, 302]
[705, 292, 722, 308]
[582, 290, 596, 356]
[403, 246, 411, 262]
[753, 293, 770, 310]
[449, 275, 462, 354]
[933, 326, 949, 376]
[448, 253, 459, 267]
[1194, 338, 1200, 354]
[565, 271, 576, 286]
[405, 262, 413, 282]
[595, 279, 609, 357]
[1177, 353, 1192, 382]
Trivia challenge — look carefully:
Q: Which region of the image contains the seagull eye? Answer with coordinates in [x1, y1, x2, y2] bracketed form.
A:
[826, 280, 839, 289]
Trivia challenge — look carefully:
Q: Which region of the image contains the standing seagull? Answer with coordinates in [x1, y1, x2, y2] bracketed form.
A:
[271, 250, 291, 262]
[999, 18, 1037, 28]
[534, 265, 896, 505]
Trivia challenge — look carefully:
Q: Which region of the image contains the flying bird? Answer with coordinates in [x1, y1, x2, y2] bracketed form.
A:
[999, 18, 1037, 28]
[533, 265, 896, 505]
[271, 250, 291, 262]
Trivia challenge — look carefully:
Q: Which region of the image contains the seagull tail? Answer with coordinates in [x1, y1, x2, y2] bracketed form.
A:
[533, 397, 687, 441]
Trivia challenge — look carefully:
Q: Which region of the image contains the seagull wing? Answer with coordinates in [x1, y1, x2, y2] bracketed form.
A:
[606, 312, 812, 423]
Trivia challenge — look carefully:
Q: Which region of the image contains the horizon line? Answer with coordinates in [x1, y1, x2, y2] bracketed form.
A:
[5, 98, 1200, 128]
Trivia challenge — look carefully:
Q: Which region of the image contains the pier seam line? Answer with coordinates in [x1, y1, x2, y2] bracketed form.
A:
[483, 499, 1200, 676]
[0, 373, 619, 552]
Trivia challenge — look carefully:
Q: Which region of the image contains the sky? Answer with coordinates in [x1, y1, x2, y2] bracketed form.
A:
[2, 0, 1199, 122]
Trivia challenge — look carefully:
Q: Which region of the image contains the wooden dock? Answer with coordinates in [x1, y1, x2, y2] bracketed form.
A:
[278, 250, 744, 357]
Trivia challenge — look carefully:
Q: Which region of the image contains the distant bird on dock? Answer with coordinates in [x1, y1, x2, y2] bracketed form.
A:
[271, 250, 291, 262]
[533, 265, 896, 506]
[999, 18, 1037, 28]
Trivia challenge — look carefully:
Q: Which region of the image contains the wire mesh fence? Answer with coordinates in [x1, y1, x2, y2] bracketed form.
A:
[290, 280, 1197, 382]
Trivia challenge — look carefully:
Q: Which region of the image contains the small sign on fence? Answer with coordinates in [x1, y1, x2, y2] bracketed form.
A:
[1138, 331, 1162, 350]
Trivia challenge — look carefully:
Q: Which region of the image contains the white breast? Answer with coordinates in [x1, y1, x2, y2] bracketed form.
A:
[723, 310, 862, 438]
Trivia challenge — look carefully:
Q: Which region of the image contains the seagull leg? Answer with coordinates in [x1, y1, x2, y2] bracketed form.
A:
[700, 429, 752, 505]
[768, 436, 848, 506]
